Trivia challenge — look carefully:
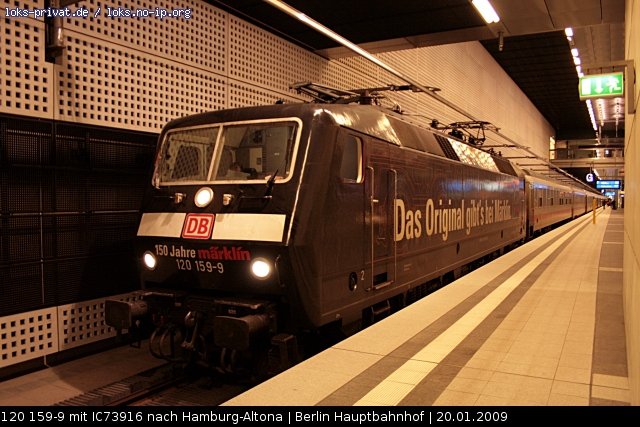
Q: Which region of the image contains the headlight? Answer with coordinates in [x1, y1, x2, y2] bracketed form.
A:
[143, 251, 157, 270]
[250, 258, 271, 279]
[194, 187, 214, 208]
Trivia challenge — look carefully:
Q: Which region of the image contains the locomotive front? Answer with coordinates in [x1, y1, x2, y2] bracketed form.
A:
[106, 108, 308, 373]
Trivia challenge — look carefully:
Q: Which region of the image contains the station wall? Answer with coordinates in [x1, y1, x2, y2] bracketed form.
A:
[0, 0, 555, 371]
[623, 0, 639, 406]
[0, 0, 554, 151]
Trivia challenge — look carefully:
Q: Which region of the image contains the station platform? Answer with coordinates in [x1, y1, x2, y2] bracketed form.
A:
[224, 208, 628, 406]
[0, 209, 627, 406]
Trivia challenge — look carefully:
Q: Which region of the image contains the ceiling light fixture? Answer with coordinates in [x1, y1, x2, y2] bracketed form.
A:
[571, 45, 582, 77]
[564, 28, 574, 46]
[597, 99, 607, 123]
[472, 0, 500, 24]
[586, 100, 597, 131]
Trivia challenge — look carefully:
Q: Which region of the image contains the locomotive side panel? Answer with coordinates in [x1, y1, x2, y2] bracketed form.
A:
[313, 129, 394, 327]
[316, 127, 526, 327]
[390, 153, 525, 288]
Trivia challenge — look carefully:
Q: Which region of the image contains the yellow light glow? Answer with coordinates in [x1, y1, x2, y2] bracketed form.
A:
[251, 258, 271, 279]
[472, 0, 500, 23]
[194, 187, 214, 208]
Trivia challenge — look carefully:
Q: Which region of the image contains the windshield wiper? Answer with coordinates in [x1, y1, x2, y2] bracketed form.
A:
[265, 169, 278, 197]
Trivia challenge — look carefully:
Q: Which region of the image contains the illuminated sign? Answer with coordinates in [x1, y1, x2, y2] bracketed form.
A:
[579, 72, 624, 100]
[596, 180, 621, 189]
[585, 173, 594, 183]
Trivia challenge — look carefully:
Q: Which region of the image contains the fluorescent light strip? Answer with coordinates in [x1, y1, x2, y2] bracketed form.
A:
[569, 34, 582, 77]
[472, 0, 500, 23]
[586, 100, 597, 131]
[471, 0, 500, 24]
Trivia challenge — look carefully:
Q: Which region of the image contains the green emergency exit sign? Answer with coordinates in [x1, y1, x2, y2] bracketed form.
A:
[579, 72, 624, 100]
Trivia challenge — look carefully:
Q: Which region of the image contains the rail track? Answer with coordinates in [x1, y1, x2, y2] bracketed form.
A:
[54, 363, 251, 407]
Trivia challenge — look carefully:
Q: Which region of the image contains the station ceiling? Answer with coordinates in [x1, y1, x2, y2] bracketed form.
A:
[209, 0, 626, 142]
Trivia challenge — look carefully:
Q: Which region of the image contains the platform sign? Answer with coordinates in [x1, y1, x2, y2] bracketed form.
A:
[596, 180, 621, 189]
[579, 72, 624, 100]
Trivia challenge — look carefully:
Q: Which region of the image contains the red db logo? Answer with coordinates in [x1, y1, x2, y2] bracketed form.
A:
[182, 214, 215, 239]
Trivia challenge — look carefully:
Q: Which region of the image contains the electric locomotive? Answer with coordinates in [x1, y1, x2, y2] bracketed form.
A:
[105, 83, 597, 374]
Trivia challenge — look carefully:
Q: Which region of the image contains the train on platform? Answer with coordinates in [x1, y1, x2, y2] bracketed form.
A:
[106, 82, 604, 377]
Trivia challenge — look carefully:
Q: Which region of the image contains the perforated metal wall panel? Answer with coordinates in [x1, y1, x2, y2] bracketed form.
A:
[0, 0, 52, 118]
[56, 31, 228, 130]
[1, 0, 553, 152]
[57, 291, 143, 351]
[0, 291, 142, 367]
[0, 308, 57, 368]
[228, 15, 321, 95]
[0, 114, 156, 319]
[0, 263, 43, 316]
[64, 1, 225, 72]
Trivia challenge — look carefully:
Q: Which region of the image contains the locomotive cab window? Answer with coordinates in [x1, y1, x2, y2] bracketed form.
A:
[155, 118, 301, 186]
[340, 135, 363, 183]
[157, 127, 219, 183]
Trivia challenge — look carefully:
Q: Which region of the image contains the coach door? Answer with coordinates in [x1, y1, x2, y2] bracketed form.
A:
[365, 137, 396, 291]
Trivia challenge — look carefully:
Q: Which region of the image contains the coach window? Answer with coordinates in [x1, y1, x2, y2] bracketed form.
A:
[340, 135, 363, 183]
